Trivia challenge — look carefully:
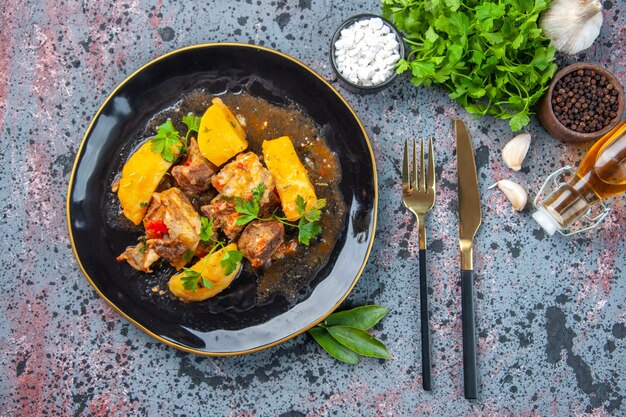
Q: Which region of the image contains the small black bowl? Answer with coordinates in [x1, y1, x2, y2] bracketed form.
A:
[330, 14, 405, 94]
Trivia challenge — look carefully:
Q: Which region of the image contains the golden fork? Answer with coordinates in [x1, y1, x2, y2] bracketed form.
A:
[402, 137, 436, 391]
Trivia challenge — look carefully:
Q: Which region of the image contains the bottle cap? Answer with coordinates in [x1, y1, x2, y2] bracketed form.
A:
[532, 207, 559, 236]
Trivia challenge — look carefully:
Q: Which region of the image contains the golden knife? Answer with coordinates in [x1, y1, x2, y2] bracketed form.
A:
[455, 119, 482, 399]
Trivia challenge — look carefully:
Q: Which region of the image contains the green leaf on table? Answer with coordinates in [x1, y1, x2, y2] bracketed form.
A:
[396, 59, 410, 73]
[509, 112, 531, 131]
[324, 305, 389, 331]
[308, 327, 360, 364]
[327, 326, 392, 360]
[411, 61, 436, 78]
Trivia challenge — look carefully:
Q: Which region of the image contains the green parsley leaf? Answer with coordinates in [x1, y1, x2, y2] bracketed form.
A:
[221, 250, 243, 275]
[296, 195, 307, 216]
[396, 59, 410, 73]
[424, 26, 438, 42]
[235, 214, 257, 226]
[138, 236, 147, 253]
[181, 268, 201, 291]
[304, 209, 321, 222]
[509, 112, 531, 132]
[298, 217, 322, 246]
[139, 201, 149, 208]
[234, 197, 260, 225]
[200, 217, 214, 242]
[182, 249, 195, 262]
[200, 277, 214, 289]
[182, 113, 201, 139]
[252, 183, 265, 203]
[314, 199, 327, 210]
[151, 119, 182, 162]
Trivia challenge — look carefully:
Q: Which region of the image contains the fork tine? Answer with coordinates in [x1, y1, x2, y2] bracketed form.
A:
[419, 138, 426, 191]
[402, 138, 410, 190]
[428, 137, 435, 192]
[413, 139, 418, 191]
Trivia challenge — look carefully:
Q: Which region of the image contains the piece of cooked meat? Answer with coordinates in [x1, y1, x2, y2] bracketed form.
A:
[116, 242, 160, 273]
[211, 152, 276, 206]
[272, 239, 298, 260]
[142, 188, 201, 270]
[171, 137, 218, 193]
[238, 220, 284, 267]
[193, 240, 216, 259]
[200, 197, 244, 240]
[148, 239, 190, 268]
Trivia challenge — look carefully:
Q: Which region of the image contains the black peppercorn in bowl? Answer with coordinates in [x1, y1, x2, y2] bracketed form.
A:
[538, 63, 625, 143]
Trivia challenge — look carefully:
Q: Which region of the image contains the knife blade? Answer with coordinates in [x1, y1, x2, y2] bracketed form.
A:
[454, 119, 481, 400]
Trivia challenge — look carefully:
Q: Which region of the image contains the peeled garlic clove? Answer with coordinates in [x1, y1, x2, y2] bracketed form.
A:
[502, 133, 531, 171]
[489, 180, 528, 211]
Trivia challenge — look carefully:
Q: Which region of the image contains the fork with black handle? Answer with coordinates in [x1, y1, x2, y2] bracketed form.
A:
[401, 138, 436, 391]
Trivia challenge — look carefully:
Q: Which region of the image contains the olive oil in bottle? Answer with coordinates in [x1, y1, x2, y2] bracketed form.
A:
[533, 120, 626, 235]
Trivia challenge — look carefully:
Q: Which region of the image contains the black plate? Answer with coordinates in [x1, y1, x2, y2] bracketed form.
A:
[67, 43, 377, 355]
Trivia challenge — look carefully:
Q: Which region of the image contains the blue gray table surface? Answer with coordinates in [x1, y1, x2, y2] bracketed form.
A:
[0, 0, 624, 416]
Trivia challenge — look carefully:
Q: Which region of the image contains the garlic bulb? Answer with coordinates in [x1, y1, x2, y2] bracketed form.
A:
[502, 133, 531, 171]
[540, 0, 603, 55]
[489, 180, 528, 211]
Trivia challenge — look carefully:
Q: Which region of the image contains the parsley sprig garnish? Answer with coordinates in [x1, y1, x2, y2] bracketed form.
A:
[150, 120, 183, 163]
[182, 114, 201, 140]
[179, 216, 243, 292]
[234, 184, 326, 246]
[150, 113, 201, 162]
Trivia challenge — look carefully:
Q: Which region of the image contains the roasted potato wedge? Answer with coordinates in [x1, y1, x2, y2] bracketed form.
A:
[168, 243, 242, 302]
[117, 141, 175, 225]
[262, 136, 317, 221]
[197, 98, 248, 166]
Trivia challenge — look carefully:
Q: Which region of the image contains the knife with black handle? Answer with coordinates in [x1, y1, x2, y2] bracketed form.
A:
[454, 119, 482, 400]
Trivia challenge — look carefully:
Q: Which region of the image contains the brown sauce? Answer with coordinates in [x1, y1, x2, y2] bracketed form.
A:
[143, 90, 346, 304]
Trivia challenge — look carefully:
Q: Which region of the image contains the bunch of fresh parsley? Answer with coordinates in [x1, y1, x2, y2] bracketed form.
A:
[234, 184, 325, 246]
[382, 0, 558, 131]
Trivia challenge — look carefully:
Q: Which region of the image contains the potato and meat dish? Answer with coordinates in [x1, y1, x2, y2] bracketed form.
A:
[115, 96, 338, 303]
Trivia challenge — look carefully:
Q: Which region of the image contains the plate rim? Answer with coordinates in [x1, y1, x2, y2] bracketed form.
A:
[65, 42, 378, 356]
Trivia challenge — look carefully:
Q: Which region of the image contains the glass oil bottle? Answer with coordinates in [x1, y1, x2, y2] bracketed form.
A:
[533, 120, 626, 236]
